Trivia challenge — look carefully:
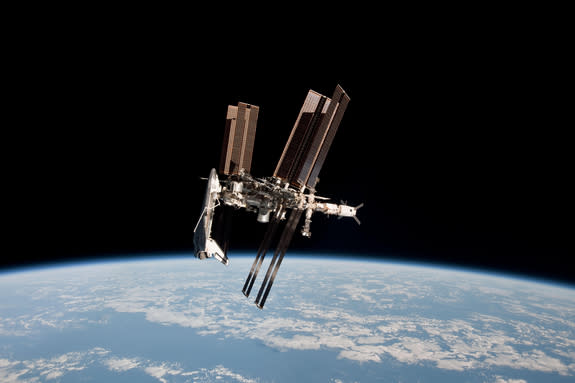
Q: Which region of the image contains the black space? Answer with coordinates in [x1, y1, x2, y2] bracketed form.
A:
[7, 27, 572, 286]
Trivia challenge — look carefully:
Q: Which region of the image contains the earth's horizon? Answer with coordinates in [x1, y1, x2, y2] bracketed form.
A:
[1, 253, 574, 382]
[2, 253, 572, 291]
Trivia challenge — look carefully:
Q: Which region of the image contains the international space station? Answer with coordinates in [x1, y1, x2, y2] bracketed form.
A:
[193, 84, 362, 309]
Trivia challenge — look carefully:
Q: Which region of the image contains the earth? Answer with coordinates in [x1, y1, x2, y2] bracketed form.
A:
[0, 254, 574, 383]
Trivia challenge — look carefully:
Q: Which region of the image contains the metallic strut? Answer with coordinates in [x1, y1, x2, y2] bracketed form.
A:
[242, 207, 283, 297]
[254, 209, 303, 309]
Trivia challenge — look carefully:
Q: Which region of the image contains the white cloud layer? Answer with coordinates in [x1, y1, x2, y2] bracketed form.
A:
[0, 347, 257, 383]
[0, 348, 109, 383]
[493, 377, 528, 383]
[103, 357, 140, 372]
[1, 258, 575, 380]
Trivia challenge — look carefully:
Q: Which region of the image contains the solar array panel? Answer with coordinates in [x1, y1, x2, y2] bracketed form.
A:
[254, 209, 303, 309]
[219, 102, 259, 175]
[242, 207, 283, 298]
[306, 85, 349, 188]
[273, 85, 349, 189]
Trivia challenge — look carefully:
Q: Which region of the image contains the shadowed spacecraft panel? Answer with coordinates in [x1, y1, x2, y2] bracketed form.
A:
[193, 85, 361, 309]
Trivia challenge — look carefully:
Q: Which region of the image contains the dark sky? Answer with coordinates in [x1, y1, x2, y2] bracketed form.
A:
[8, 31, 572, 286]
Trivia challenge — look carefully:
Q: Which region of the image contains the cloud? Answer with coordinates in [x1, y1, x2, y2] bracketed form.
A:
[0, 348, 108, 383]
[144, 365, 170, 383]
[43, 370, 63, 379]
[0, 311, 83, 337]
[435, 358, 476, 372]
[0, 348, 257, 383]
[103, 357, 139, 372]
[0, 359, 30, 383]
[144, 308, 209, 328]
[338, 349, 381, 363]
[263, 335, 321, 351]
[209, 365, 259, 383]
[138, 362, 259, 383]
[484, 349, 570, 375]
[493, 377, 527, 383]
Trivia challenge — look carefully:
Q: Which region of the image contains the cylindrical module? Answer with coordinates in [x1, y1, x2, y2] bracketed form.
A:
[257, 209, 270, 223]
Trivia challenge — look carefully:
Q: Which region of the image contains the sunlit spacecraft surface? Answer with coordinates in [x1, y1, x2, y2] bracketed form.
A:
[193, 85, 362, 308]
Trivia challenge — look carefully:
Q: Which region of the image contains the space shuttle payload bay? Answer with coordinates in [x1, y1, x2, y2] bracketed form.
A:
[193, 169, 228, 265]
